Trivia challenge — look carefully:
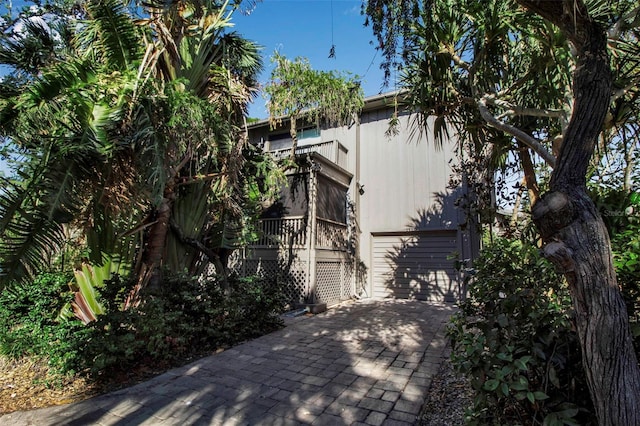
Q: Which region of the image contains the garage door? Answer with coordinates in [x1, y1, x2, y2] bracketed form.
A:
[372, 231, 461, 302]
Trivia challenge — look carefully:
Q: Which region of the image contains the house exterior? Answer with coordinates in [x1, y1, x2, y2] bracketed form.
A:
[235, 92, 479, 306]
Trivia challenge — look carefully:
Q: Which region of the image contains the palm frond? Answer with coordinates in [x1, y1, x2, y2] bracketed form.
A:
[0, 18, 59, 74]
[218, 32, 263, 88]
[0, 208, 64, 287]
[78, 0, 142, 70]
[23, 59, 96, 105]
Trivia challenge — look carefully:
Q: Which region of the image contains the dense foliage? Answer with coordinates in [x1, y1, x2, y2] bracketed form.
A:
[0, 0, 282, 295]
[449, 239, 593, 425]
[593, 189, 640, 351]
[0, 272, 286, 378]
[264, 52, 364, 162]
[0, 273, 87, 374]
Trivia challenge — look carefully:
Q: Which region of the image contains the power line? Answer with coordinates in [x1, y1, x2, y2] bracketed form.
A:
[361, 49, 378, 79]
[328, 0, 336, 58]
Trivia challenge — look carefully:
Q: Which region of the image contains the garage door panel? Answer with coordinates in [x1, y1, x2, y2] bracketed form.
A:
[372, 231, 462, 302]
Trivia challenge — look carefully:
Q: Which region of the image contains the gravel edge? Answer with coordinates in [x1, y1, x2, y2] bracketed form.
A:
[416, 354, 473, 425]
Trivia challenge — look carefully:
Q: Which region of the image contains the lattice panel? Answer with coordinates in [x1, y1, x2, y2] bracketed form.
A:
[341, 262, 354, 299]
[229, 258, 307, 304]
[316, 261, 342, 305]
[284, 266, 307, 303]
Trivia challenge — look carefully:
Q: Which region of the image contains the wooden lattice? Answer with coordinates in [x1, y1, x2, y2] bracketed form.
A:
[316, 261, 343, 305]
[228, 257, 307, 304]
[341, 262, 354, 299]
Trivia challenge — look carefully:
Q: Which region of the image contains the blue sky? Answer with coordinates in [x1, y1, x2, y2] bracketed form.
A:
[232, 0, 389, 119]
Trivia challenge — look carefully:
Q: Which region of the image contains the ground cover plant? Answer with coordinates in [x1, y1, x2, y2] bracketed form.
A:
[0, 272, 82, 375]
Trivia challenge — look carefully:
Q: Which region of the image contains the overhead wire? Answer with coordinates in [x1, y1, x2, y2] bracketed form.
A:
[328, 0, 336, 58]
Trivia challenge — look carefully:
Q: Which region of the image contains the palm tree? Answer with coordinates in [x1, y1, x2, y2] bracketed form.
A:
[0, 0, 280, 295]
[0, 0, 143, 284]
[128, 0, 278, 294]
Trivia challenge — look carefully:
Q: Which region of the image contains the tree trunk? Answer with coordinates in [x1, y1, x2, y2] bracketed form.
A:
[128, 182, 175, 304]
[521, 1, 640, 424]
[517, 142, 540, 206]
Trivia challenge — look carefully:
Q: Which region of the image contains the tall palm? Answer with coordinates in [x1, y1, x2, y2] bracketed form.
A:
[128, 0, 276, 293]
[0, 0, 143, 285]
[0, 0, 278, 292]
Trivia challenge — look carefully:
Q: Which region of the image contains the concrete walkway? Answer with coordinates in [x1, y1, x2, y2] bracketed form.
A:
[0, 299, 456, 426]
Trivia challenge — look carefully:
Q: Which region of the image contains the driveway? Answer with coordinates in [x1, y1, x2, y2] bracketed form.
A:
[0, 299, 456, 426]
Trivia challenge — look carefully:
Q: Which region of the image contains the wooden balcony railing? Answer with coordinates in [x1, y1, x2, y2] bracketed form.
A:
[253, 216, 348, 250]
[255, 216, 307, 247]
[268, 140, 348, 169]
[316, 218, 348, 249]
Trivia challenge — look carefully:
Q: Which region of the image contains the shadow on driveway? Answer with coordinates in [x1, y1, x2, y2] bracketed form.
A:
[1, 299, 456, 426]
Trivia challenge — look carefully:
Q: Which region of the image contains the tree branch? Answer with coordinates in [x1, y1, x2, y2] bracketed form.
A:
[611, 76, 640, 103]
[478, 95, 557, 167]
[443, 44, 470, 71]
[176, 172, 226, 187]
[486, 97, 567, 119]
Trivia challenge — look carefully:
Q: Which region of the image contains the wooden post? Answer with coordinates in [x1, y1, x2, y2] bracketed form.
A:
[306, 159, 321, 303]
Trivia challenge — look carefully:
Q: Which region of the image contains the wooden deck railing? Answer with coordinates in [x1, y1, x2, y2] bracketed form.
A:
[255, 216, 307, 247]
[316, 218, 348, 249]
[252, 216, 348, 250]
[268, 140, 348, 169]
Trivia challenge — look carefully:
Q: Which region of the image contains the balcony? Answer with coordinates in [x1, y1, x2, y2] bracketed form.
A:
[253, 216, 347, 251]
[267, 140, 348, 170]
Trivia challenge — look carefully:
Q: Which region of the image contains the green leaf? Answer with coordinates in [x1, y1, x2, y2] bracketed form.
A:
[70, 261, 109, 324]
[497, 313, 509, 327]
[483, 379, 500, 391]
[500, 365, 513, 376]
[511, 379, 529, 391]
[556, 408, 580, 418]
[527, 391, 535, 404]
[515, 356, 531, 371]
[543, 413, 561, 426]
[496, 352, 512, 362]
[500, 382, 510, 397]
[533, 391, 549, 400]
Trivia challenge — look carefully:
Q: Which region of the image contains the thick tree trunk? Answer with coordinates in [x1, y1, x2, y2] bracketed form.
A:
[533, 191, 640, 425]
[128, 183, 175, 305]
[520, 1, 640, 424]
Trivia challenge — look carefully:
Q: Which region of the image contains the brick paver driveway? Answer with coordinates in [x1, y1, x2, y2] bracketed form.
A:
[0, 299, 456, 426]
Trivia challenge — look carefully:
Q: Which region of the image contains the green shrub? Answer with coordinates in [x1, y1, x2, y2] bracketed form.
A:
[0, 272, 88, 374]
[2, 269, 288, 380]
[71, 272, 287, 377]
[448, 238, 593, 425]
[612, 220, 640, 352]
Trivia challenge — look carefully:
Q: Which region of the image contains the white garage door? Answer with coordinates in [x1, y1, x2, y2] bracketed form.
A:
[372, 231, 461, 302]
